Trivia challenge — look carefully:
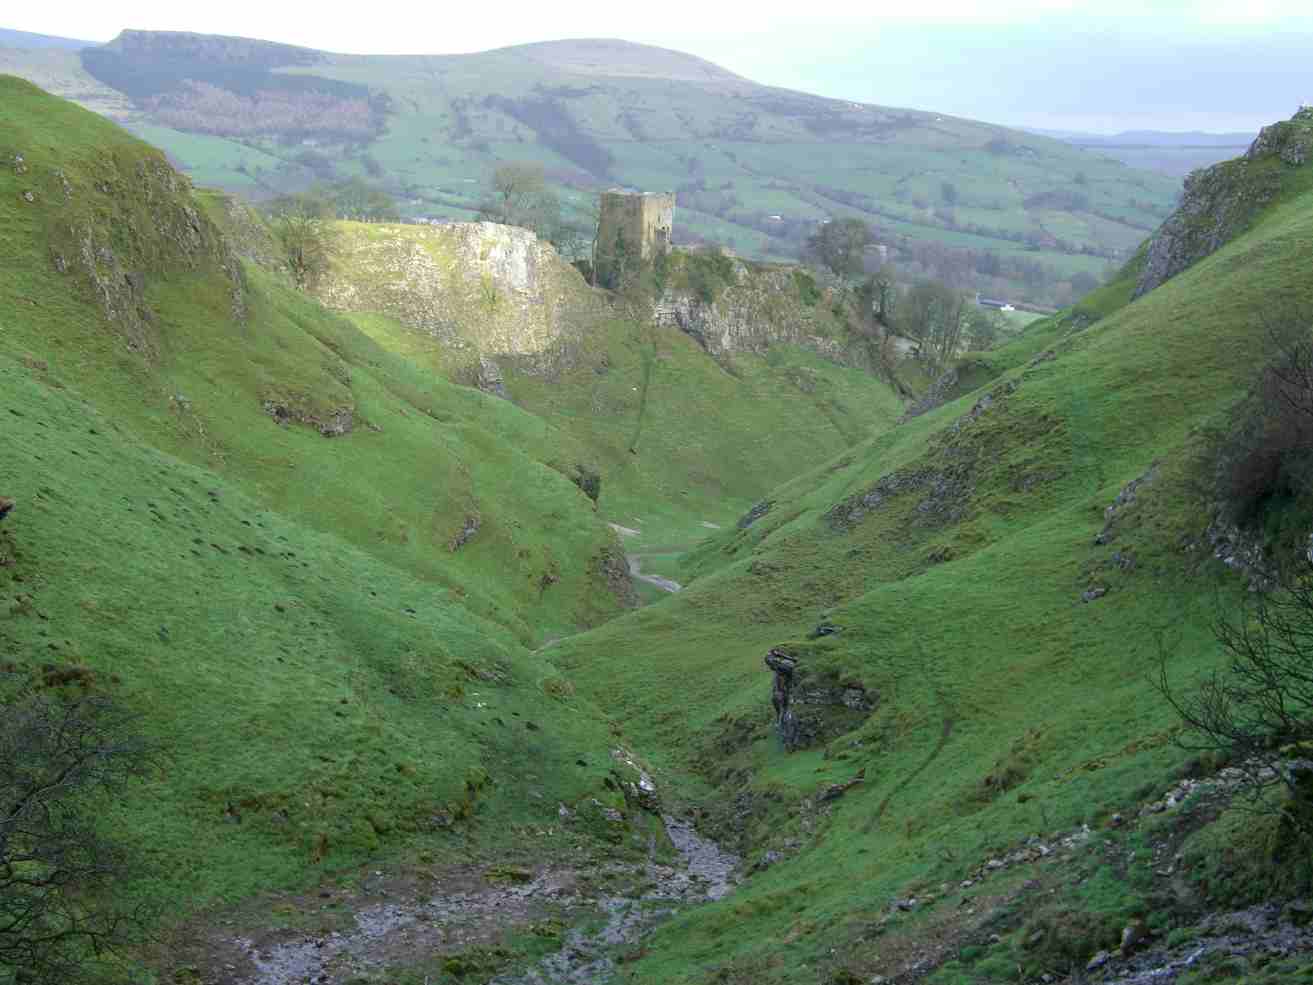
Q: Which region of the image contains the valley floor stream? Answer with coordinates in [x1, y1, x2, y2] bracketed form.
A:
[224, 815, 738, 985]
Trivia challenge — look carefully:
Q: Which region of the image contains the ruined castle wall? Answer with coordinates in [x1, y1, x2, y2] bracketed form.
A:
[596, 190, 675, 286]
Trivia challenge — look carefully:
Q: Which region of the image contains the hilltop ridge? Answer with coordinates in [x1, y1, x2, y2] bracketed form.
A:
[496, 37, 748, 83]
[0, 25, 1183, 306]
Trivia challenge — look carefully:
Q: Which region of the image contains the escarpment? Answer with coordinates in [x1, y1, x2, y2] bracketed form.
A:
[314, 221, 602, 373]
[653, 257, 871, 367]
[1134, 107, 1313, 299]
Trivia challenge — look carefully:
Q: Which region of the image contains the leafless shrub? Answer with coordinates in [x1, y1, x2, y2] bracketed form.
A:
[1, 672, 156, 983]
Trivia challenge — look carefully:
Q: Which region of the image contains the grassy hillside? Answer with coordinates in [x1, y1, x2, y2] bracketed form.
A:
[323, 229, 906, 551]
[548, 126, 1313, 982]
[0, 30, 1181, 305]
[0, 75, 669, 969]
[9, 71, 1313, 985]
[0, 73, 643, 645]
[0, 77, 914, 981]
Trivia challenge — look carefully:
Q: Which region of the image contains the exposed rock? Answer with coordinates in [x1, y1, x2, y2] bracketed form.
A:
[0, 498, 13, 523]
[1134, 108, 1313, 299]
[476, 357, 507, 398]
[900, 365, 960, 421]
[737, 500, 772, 529]
[764, 646, 874, 752]
[596, 543, 638, 609]
[448, 514, 481, 552]
[824, 464, 973, 533]
[1087, 949, 1111, 971]
[1095, 463, 1159, 545]
[1246, 107, 1313, 166]
[315, 222, 600, 375]
[316, 409, 353, 437]
[1120, 919, 1150, 956]
[262, 401, 354, 438]
[765, 648, 802, 750]
[1082, 586, 1108, 603]
[653, 263, 865, 368]
[610, 747, 660, 813]
[950, 380, 1018, 433]
[818, 769, 865, 803]
[806, 622, 841, 639]
[1206, 514, 1273, 587]
[43, 153, 248, 350]
[1111, 550, 1137, 571]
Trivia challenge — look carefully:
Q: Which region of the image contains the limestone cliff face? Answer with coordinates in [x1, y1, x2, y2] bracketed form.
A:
[315, 221, 601, 371]
[1134, 108, 1313, 299]
[653, 260, 865, 366]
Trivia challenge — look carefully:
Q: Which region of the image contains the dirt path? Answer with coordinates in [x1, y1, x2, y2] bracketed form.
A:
[213, 815, 737, 985]
[626, 553, 682, 593]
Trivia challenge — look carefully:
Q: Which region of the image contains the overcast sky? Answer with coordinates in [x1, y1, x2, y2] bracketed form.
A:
[8, 1, 1313, 132]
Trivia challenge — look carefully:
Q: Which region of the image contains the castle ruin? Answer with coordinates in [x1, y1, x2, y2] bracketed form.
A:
[595, 190, 675, 288]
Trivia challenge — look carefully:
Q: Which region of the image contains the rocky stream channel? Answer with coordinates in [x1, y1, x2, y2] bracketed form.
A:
[225, 815, 738, 985]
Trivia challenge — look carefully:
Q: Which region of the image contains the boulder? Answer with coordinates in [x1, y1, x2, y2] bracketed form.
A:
[764, 646, 874, 752]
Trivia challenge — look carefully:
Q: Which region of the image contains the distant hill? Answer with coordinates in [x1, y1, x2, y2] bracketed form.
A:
[1028, 126, 1255, 176]
[503, 37, 745, 83]
[1, 29, 1183, 306]
[0, 26, 95, 49]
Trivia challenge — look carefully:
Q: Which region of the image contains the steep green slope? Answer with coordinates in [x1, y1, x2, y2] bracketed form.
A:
[1, 30, 1181, 304]
[1, 351, 625, 903]
[549, 126, 1313, 982]
[1, 73, 657, 949]
[1, 74, 631, 645]
[0, 79, 910, 977]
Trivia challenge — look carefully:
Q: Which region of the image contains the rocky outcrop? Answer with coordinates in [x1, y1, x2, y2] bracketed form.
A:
[737, 500, 772, 530]
[262, 400, 354, 437]
[824, 465, 974, 533]
[764, 646, 873, 752]
[654, 261, 865, 366]
[900, 365, 960, 421]
[1134, 108, 1313, 299]
[1095, 463, 1159, 545]
[315, 222, 601, 373]
[40, 153, 247, 353]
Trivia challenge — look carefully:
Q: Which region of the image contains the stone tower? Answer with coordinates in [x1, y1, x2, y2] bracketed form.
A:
[595, 190, 675, 288]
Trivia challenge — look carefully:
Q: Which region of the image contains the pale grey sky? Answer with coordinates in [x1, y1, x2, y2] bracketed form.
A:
[7, 1, 1312, 132]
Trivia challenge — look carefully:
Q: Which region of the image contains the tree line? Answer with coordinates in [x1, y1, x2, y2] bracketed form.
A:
[805, 217, 1007, 371]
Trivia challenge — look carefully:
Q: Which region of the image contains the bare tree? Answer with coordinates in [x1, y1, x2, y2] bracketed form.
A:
[897, 280, 967, 370]
[1158, 308, 1313, 835]
[1158, 580, 1313, 833]
[479, 163, 560, 239]
[270, 194, 340, 290]
[1, 675, 155, 982]
[805, 218, 872, 284]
